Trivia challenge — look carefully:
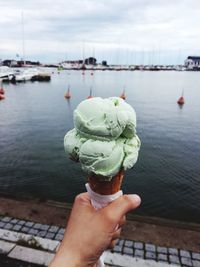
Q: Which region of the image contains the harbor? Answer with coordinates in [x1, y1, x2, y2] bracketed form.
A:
[1, 56, 200, 78]
[1, 55, 200, 90]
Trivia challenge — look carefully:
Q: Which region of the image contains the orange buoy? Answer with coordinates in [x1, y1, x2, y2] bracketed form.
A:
[0, 88, 5, 94]
[120, 90, 126, 100]
[0, 94, 5, 100]
[177, 96, 184, 105]
[177, 90, 185, 105]
[87, 88, 93, 99]
[65, 86, 71, 99]
[0, 83, 5, 94]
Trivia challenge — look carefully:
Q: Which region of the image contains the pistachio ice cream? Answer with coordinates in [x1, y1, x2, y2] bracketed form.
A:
[64, 97, 140, 180]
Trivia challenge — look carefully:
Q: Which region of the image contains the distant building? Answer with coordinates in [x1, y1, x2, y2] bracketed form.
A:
[17, 60, 40, 66]
[3, 60, 18, 67]
[63, 60, 83, 64]
[102, 60, 107, 66]
[3, 59, 40, 67]
[185, 56, 200, 70]
[84, 57, 96, 65]
[61, 60, 83, 69]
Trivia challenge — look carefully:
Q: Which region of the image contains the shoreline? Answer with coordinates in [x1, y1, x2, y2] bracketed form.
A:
[0, 195, 199, 252]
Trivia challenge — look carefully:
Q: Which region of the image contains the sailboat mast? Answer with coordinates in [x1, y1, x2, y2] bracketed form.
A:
[21, 12, 25, 66]
[82, 41, 85, 64]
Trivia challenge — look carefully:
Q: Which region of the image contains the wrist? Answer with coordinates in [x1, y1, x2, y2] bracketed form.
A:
[50, 244, 90, 267]
[50, 250, 82, 267]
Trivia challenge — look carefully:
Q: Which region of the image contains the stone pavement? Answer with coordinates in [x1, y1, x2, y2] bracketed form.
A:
[0, 215, 199, 267]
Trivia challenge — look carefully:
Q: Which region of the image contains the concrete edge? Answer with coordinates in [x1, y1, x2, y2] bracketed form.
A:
[0, 238, 176, 267]
[104, 251, 178, 267]
[8, 245, 54, 266]
[0, 228, 60, 252]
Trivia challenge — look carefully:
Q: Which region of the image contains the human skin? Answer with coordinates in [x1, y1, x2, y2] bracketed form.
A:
[49, 193, 141, 267]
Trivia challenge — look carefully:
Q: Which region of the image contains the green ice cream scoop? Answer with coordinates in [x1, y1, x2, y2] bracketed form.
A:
[74, 97, 137, 140]
[64, 97, 140, 180]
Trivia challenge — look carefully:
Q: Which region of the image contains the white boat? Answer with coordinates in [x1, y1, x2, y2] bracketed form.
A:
[31, 67, 51, 81]
[175, 65, 186, 71]
[14, 68, 39, 82]
[0, 66, 15, 80]
[61, 62, 81, 70]
[12, 67, 51, 82]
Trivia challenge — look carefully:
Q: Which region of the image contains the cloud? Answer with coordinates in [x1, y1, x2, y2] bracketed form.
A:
[0, 0, 200, 64]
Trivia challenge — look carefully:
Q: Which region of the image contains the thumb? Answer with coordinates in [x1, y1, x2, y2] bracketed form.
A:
[103, 194, 141, 224]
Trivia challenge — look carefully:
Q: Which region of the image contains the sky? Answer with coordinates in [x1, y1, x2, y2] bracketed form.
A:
[0, 0, 200, 64]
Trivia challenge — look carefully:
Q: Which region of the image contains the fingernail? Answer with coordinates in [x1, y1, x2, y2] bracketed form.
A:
[129, 194, 141, 205]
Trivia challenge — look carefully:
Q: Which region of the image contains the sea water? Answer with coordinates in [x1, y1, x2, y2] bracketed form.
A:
[0, 70, 200, 223]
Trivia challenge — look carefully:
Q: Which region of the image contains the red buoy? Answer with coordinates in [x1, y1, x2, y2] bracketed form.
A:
[0, 94, 5, 100]
[120, 90, 126, 100]
[177, 96, 184, 105]
[0, 82, 5, 94]
[177, 90, 185, 105]
[65, 86, 71, 99]
[0, 88, 5, 94]
[87, 88, 93, 99]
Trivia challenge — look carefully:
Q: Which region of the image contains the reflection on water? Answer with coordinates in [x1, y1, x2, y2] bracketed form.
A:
[0, 70, 200, 223]
[178, 103, 184, 110]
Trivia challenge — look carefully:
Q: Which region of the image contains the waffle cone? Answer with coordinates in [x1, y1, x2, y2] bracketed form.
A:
[88, 170, 124, 195]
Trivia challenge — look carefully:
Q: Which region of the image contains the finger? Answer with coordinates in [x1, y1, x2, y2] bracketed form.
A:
[112, 228, 121, 240]
[74, 192, 91, 204]
[118, 215, 126, 228]
[103, 194, 141, 224]
[107, 229, 122, 249]
[114, 216, 126, 231]
[73, 193, 95, 212]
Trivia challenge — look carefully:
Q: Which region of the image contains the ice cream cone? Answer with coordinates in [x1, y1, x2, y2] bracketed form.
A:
[88, 170, 124, 195]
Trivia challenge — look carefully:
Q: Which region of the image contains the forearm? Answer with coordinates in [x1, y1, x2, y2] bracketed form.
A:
[49, 246, 97, 267]
[50, 258, 96, 267]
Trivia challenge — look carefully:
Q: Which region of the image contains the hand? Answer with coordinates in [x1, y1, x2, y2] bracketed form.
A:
[49, 193, 141, 267]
